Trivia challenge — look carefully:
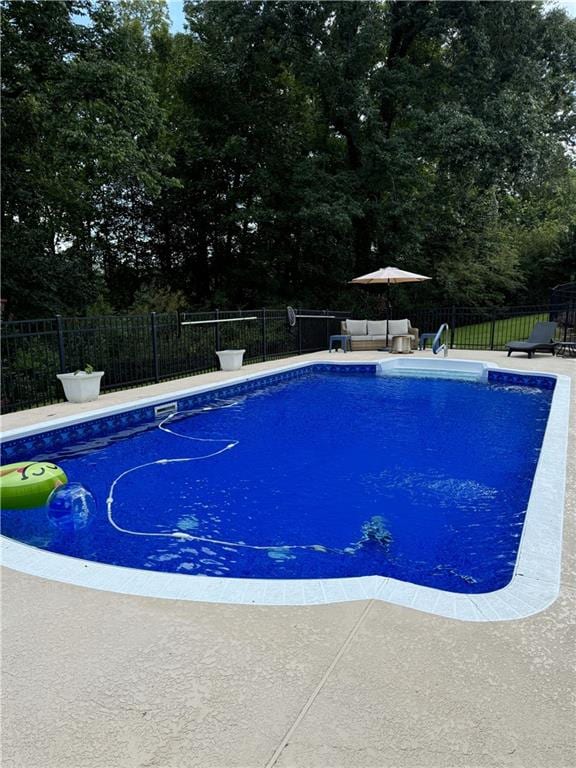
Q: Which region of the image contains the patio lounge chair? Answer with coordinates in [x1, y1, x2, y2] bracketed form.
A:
[506, 321, 557, 358]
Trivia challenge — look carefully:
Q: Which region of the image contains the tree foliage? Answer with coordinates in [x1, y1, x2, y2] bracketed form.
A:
[2, 0, 575, 318]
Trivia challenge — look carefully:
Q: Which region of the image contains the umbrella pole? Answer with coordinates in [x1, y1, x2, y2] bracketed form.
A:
[386, 280, 390, 348]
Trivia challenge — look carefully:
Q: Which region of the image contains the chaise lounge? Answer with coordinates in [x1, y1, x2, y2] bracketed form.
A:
[505, 321, 558, 358]
[341, 319, 419, 351]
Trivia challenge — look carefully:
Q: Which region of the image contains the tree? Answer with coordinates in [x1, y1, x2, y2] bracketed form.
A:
[2, 1, 575, 317]
[1, 0, 170, 316]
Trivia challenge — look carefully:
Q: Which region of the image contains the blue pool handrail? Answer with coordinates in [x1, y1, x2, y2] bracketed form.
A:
[432, 323, 450, 357]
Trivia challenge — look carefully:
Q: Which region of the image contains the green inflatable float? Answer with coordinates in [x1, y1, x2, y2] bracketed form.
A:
[0, 462, 67, 509]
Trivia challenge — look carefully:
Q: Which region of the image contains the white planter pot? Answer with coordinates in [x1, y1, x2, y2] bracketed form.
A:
[216, 349, 245, 371]
[57, 372, 104, 403]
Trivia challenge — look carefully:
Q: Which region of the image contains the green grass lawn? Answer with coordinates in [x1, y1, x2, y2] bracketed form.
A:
[453, 312, 551, 349]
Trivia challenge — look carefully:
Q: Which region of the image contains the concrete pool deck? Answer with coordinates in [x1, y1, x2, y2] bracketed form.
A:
[1, 350, 575, 768]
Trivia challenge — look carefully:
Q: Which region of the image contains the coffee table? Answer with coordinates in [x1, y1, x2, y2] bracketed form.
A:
[391, 335, 413, 354]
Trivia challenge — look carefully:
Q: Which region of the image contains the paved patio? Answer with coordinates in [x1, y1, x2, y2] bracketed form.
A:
[1, 350, 575, 768]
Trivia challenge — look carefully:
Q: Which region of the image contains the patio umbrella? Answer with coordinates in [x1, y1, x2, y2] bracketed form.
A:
[349, 266, 432, 346]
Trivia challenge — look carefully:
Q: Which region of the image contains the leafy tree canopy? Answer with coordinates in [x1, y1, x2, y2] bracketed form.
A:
[2, 0, 575, 318]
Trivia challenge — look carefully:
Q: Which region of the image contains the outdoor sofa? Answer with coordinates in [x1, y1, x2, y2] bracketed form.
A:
[341, 319, 419, 351]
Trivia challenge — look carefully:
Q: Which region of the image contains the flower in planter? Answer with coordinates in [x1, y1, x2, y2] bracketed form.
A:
[74, 364, 94, 375]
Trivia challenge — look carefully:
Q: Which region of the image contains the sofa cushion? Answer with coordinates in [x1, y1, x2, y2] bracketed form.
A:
[367, 320, 388, 335]
[350, 335, 372, 341]
[387, 319, 410, 336]
[346, 319, 367, 335]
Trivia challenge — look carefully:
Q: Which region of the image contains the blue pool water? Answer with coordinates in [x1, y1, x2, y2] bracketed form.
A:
[1, 371, 553, 593]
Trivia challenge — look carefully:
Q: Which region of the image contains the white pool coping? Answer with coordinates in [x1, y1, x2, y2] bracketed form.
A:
[1, 358, 571, 622]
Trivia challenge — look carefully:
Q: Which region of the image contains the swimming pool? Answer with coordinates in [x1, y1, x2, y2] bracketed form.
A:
[1, 361, 570, 620]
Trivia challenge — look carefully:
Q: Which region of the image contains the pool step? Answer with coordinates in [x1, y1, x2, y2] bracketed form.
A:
[384, 368, 480, 381]
[376, 359, 490, 382]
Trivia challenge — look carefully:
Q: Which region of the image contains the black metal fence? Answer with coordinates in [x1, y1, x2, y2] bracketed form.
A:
[0, 308, 349, 413]
[2, 301, 574, 414]
[409, 302, 575, 351]
[550, 281, 576, 316]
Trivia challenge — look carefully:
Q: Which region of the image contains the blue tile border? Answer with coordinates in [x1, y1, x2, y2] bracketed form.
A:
[0, 362, 555, 464]
[487, 370, 556, 390]
[1, 406, 156, 464]
[0, 363, 377, 464]
[312, 363, 376, 375]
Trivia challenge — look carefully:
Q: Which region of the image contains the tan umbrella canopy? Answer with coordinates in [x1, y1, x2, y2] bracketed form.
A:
[350, 266, 432, 285]
[350, 266, 432, 346]
[350, 266, 431, 304]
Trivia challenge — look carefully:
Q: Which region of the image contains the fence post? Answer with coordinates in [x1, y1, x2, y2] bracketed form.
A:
[214, 309, 221, 351]
[297, 308, 302, 355]
[150, 312, 160, 383]
[325, 309, 330, 350]
[450, 306, 456, 349]
[489, 315, 496, 350]
[565, 300, 572, 342]
[261, 308, 267, 362]
[55, 314, 66, 373]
